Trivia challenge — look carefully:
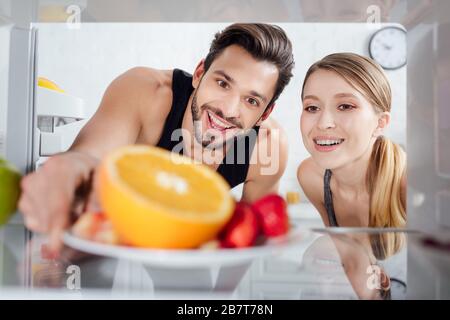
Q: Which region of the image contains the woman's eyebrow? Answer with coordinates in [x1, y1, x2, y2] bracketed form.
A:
[303, 94, 320, 100]
[334, 93, 359, 99]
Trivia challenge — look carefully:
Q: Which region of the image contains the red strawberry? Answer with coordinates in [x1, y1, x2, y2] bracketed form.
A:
[72, 211, 119, 245]
[219, 201, 260, 248]
[252, 194, 289, 237]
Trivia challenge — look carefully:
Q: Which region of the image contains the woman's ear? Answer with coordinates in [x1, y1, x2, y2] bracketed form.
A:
[373, 112, 391, 137]
[256, 103, 275, 125]
[192, 59, 205, 89]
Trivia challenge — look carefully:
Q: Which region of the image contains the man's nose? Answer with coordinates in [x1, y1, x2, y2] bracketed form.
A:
[223, 94, 241, 118]
[317, 109, 336, 130]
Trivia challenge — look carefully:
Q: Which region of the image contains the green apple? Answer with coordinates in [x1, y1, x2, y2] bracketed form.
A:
[0, 157, 21, 226]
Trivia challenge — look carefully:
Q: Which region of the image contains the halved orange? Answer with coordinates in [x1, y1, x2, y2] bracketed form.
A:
[98, 145, 235, 248]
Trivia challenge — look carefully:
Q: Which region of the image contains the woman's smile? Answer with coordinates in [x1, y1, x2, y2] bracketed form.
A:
[312, 135, 345, 152]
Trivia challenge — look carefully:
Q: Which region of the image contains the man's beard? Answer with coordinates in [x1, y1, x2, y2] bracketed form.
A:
[191, 89, 245, 150]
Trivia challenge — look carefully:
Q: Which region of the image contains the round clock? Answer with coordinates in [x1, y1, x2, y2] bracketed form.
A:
[369, 26, 407, 70]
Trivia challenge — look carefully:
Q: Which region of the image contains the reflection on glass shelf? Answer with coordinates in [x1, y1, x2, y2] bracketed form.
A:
[0, 222, 27, 288]
[0, 226, 418, 300]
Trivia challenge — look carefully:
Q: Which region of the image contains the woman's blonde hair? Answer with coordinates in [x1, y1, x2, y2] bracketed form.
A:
[301, 52, 406, 230]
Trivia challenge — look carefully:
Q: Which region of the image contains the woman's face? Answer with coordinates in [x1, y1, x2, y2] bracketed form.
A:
[301, 69, 382, 170]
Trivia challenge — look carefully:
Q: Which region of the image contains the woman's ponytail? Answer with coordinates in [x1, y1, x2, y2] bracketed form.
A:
[366, 136, 406, 228]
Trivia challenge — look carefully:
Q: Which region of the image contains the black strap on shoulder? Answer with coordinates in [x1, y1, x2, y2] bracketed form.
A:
[324, 169, 339, 227]
[156, 69, 193, 152]
[156, 69, 259, 189]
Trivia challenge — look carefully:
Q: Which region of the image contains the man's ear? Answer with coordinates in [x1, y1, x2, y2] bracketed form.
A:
[256, 103, 275, 125]
[373, 111, 391, 137]
[192, 59, 205, 89]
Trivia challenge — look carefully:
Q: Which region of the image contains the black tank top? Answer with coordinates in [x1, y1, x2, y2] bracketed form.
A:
[324, 169, 339, 227]
[156, 69, 260, 189]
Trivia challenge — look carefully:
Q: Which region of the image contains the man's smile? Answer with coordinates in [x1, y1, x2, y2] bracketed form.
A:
[206, 110, 237, 132]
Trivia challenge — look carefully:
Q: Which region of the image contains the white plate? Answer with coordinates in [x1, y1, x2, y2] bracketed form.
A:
[63, 227, 312, 268]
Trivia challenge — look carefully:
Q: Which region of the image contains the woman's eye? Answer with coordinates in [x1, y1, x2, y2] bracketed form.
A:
[305, 105, 319, 112]
[338, 104, 355, 111]
[247, 97, 259, 107]
[217, 80, 229, 89]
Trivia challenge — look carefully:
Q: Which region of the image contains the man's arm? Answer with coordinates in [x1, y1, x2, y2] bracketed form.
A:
[70, 67, 166, 158]
[241, 122, 288, 203]
[18, 67, 166, 252]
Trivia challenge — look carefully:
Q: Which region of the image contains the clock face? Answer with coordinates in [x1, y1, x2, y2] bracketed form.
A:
[369, 26, 407, 70]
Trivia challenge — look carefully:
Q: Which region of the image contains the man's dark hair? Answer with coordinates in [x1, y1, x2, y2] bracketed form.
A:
[203, 23, 295, 108]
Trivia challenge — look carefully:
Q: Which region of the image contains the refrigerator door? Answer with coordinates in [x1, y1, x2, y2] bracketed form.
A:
[0, 18, 12, 157]
[4, 24, 37, 174]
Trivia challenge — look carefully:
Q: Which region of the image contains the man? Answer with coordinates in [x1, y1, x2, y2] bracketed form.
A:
[19, 23, 294, 252]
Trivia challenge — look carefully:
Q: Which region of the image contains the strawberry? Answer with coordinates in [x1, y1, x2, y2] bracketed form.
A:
[219, 202, 260, 248]
[72, 211, 119, 245]
[251, 194, 289, 237]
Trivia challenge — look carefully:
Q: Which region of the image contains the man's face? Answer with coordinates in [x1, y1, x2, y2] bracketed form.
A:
[191, 45, 279, 149]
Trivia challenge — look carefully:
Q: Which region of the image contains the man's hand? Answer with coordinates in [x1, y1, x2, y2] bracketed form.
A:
[18, 151, 99, 254]
[17, 67, 175, 254]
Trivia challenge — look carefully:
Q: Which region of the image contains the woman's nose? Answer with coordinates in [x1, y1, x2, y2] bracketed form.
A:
[317, 110, 336, 130]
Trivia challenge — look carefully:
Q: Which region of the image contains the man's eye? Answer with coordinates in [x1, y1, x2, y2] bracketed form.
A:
[217, 80, 229, 89]
[247, 97, 259, 107]
[305, 106, 319, 112]
[338, 104, 355, 111]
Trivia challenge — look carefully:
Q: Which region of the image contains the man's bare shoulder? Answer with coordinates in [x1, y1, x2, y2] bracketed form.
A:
[120, 67, 172, 85]
[259, 116, 281, 131]
[114, 67, 173, 100]
[256, 117, 287, 147]
[247, 117, 288, 181]
[109, 67, 174, 120]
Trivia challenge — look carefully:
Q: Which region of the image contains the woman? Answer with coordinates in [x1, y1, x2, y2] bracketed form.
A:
[302, 232, 402, 300]
[297, 53, 406, 232]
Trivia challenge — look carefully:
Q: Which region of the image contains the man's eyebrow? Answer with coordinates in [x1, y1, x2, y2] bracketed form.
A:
[213, 70, 235, 84]
[249, 90, 268, 103]
[213, 70, 268, 103]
